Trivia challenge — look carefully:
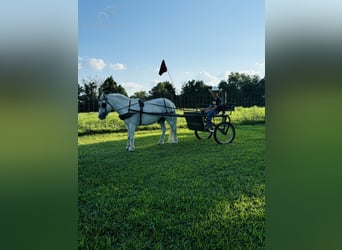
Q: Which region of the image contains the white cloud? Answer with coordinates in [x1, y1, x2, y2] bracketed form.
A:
[78, 56, 127, 72]
[219, 62, 265, 79]
[254, 61, 265, 77]
[231, 62, 265, 78]
[121, 82, 144, 96]
[255, 61, 265, 68]
[78, 57, 83, 70]
[217, 71, 231, 80]
[151, 79, 160, 85]
[109, 63, 126, 70]
[238, 69, 260, 76]
[194, 71, 220, 86]
[88, 58, 106, 71]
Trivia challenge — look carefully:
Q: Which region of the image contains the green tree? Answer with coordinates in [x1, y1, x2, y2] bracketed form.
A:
[240, 74, 261, 106]
[255, 77, 265, 106]
[224, 72, 264, 106]
[131, 91, 148, 99]
[99, 76, 128, 96]
[84, 82, 98, 100]
[78, 84, 85, 102]
[81, 81, 98, 112]
[78, 84, 85, 112]
[78, 76, 102, 112]
[180, 80, 208, 95]
[148, 81, 176, 100]
[178, 80, 210, 108]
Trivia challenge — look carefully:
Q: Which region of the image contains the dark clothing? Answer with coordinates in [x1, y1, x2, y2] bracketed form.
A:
[211, 97, 222, 111]
[206, 96, 222, 129]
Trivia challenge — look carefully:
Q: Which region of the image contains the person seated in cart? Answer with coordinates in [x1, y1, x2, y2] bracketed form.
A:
[201, 86, 223, 132]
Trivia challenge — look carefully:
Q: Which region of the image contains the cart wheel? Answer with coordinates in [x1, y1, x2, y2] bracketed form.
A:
[214, 122, 235, 144]
[195, 130, 212, 140]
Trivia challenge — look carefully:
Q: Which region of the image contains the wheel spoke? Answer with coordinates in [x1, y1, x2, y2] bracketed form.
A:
[214, 122, 235, 144]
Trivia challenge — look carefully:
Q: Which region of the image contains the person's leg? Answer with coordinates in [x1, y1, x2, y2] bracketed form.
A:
[207, 110, 214, 129]
[206, 110, 218, 129]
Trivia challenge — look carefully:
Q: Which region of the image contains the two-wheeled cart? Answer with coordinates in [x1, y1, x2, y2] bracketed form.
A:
[181, 104, 236, 144]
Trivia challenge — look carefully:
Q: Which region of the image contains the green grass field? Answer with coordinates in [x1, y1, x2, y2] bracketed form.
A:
[79, 124, 265, 249]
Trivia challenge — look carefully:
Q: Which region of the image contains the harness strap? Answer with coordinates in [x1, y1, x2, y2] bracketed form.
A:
[118, 98, 176, 122]
[163, 98, 167, 113]
[138, 99, 144, 125]
[119, 99, 144, 123]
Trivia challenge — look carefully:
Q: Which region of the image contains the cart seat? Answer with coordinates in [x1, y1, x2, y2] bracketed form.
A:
[184, 112, 206, 131]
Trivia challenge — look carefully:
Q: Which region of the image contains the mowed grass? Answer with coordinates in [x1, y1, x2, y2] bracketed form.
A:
[79, 125, 265, 249]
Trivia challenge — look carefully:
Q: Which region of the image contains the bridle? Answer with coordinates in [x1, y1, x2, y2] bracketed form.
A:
[99, 95, 132, 114]
[99, 95, 115, 113]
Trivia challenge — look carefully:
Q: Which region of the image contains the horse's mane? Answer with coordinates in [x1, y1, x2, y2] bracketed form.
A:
[107, 93, 130, 100]
[107, 93, 127, 98]
[108, 93, 141, 102]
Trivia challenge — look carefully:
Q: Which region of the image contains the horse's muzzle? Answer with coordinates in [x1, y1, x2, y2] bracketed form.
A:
[98, 113, 107, 120]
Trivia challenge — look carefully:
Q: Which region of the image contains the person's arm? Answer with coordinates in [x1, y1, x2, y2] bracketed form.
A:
[202, 104, 217, 113]
[208, 105, 217, 112]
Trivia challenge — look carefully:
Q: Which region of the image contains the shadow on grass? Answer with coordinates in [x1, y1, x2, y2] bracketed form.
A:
[78, 126, 265, 249]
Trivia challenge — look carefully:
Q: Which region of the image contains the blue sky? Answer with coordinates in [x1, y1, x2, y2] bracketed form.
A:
[78, 0, 264, 96]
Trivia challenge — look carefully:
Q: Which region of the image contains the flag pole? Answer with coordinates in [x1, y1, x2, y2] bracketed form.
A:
[159, 59, 177, 100]
[167, 71, 174, 84]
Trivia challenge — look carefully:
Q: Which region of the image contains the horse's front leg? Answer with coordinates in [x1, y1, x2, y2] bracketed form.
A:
[126, 123, 136, 152]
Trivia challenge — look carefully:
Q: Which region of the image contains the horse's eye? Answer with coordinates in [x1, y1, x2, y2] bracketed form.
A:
[101, 102, 106, 108]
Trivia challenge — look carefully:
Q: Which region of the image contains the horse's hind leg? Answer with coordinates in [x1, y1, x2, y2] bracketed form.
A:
[167, 117, 178, 143]
[158, 118, 166, 144]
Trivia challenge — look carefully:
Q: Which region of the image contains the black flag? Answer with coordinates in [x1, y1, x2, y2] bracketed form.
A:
[159, 60, 167, 76]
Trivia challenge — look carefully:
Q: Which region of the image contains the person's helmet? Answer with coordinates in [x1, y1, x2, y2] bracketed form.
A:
[210, 86, 219, 92]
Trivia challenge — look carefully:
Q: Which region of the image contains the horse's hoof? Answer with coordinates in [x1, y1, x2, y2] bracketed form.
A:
[158, 141, 164, 145]
[167, 139, 178, 144]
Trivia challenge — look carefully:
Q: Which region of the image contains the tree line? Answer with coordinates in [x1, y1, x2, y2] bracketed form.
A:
[78, 73, 265, 112]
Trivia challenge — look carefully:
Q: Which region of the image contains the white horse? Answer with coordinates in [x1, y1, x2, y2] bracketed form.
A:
[98, 93, 178, 151]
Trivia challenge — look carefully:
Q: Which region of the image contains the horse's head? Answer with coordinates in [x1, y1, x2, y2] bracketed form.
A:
[98, 93, 113, 120]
